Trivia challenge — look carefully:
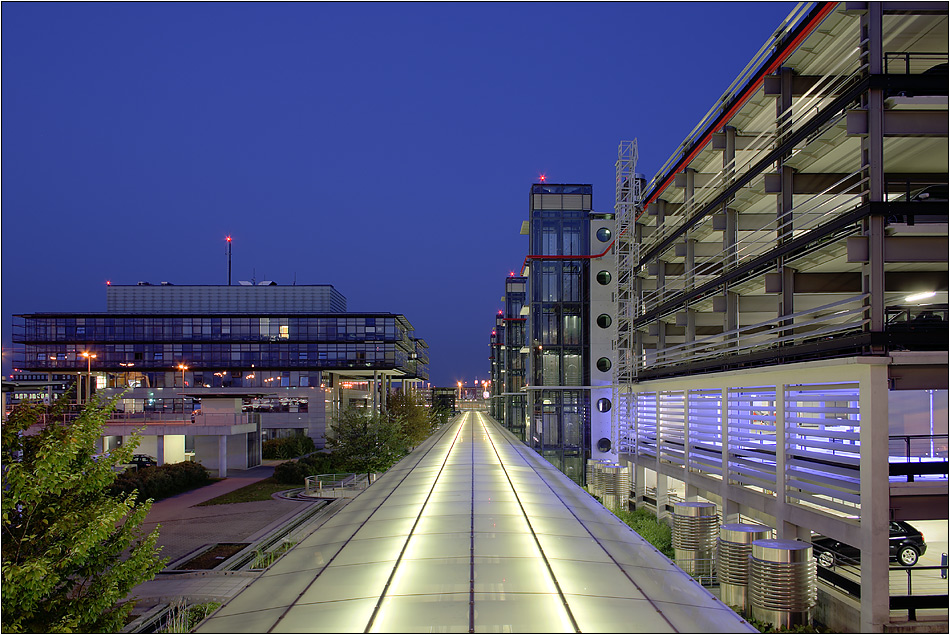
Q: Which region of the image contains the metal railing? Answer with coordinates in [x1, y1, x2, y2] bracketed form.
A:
[303, 472, 376, 498]
[889, 434, 949, 482]
[642, 294, 869, 372]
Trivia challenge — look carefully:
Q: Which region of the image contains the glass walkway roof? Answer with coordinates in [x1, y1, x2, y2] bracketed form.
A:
[196, 411, 756, 633]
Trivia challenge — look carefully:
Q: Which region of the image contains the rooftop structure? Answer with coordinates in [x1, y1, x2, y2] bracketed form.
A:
[196, 411, 755, 633]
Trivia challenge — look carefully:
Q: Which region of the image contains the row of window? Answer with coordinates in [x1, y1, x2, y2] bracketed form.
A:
[17, 316, 404, 343]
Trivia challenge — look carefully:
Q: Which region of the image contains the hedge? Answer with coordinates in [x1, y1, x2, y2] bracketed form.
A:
[262, 436, 316, 460]
[273, 452, 348, 484]
[109, 461, 212, 501]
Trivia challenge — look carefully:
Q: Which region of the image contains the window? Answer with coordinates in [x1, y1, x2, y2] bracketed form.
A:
[596, 397, 612, 413]
[597, 314, 612, 329]
[596, 271, 611, 285]
[596, 227, 611, 242]
[597, 357, 612, 372]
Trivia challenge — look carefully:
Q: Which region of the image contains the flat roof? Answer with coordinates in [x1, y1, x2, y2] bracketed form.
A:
[196, 412, 754, 633]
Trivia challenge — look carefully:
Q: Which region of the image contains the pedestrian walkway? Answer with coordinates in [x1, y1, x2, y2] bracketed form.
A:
[127, 462, 317, 614]
[197, 412, 756, 633]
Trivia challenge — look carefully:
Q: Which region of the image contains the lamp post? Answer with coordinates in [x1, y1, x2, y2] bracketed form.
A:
[81, 351, 96, 404]
[178, 363, 188, 388]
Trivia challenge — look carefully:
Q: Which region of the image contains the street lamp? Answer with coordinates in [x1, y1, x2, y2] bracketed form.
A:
[178, 363, 189, 388]
[81, 351, 96, 404]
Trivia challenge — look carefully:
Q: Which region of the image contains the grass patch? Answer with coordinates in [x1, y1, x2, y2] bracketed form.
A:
[197, 477, 293, 505]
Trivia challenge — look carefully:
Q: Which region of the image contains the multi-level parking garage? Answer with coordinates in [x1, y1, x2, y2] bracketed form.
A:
[197, 412, 755, 633]
[611, 2, 947, 632]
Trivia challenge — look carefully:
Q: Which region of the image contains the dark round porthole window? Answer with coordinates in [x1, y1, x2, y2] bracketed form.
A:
[596, 357, 612, 372]
[596, 314, 612, 329]
[596, 397, 612, 413]
[596, 227, 611, 242]
[596, 270, 611, 285]
[597, 437, 612, 452]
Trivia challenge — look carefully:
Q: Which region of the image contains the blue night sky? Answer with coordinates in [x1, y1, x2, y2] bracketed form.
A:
[2, 1, 794, 387]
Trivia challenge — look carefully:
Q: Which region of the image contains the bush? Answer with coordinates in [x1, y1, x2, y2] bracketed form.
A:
[110, 461, 212, 501]
[262, 436, 316, 460]
[272, 460, 310, 485]
[611, 506, 674, 558]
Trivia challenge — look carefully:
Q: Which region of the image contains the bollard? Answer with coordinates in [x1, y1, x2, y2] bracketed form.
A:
[749, 539, 815, 629]
[672, 501, 719, 581]
[718, 523, 772, 614]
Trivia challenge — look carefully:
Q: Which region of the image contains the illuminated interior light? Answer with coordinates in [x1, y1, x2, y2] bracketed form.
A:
[905, 291, 936, 303]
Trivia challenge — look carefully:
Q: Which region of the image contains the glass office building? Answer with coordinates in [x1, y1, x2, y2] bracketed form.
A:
[12, 283, 429, 448]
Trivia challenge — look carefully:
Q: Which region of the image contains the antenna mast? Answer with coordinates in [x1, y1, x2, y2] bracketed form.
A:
[226, 235, 232, 285]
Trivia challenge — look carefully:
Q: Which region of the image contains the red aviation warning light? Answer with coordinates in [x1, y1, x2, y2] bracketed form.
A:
[226, 235, 232, 242]
[538, 174, 546, 182]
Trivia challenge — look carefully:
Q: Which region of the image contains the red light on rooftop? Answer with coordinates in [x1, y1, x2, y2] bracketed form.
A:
[106, 280, 111, 285]
[226, 235, 232, 242]
[538, 174, 546, 182]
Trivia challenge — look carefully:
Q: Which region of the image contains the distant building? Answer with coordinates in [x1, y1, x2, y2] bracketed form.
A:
[12, 282, 428, 475]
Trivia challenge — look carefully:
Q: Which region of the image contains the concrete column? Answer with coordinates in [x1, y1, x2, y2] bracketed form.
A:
[372, 371, 379, 412]
[780, 266, 796, 339]
[726, 290, 739, 352]
[634, 461, 646, 509]
[775, 385, 791, 538]
[684, 168, 695, 212]
[862, 3, 885, 336]
[218, 435, 228, 478]
[720, 387, 733, 518]
[76, 372, 82, 405]
[860, 362, 890, 632]
[685, 239, 696, 291]
[723, 125, 736, 183]
[656, 472, 669, 522]
[683, 389, 692, 495]
[723, 207, 738, 269]
[156, 435, 165, 466]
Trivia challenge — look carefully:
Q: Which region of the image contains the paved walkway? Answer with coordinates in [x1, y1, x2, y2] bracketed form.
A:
[128, 462, 316, 615]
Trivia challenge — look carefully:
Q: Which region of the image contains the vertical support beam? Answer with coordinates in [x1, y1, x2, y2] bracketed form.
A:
[859, 362, 890, 633]
[726, 290, 739, 352]
[634, 461, 646, 510]
[156, 435, 165, 466]
[720, 388, 732, 514]
[657, 472, 669, 522]
[683, 389, 693, 498]
[218, 435, 228, 479]
[775, 385, 791, 538]
[76, 372, 82, 405]
[684, 168, 695, 212]
[373, 371, 379, 413]
[685, 239, 696, 291]
[723, 126, 736, 184]
[723, 208, 738, 269]
[862, 4, 886, 336]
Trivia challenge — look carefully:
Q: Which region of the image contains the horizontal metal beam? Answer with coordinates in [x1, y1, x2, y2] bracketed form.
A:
[764, 271, 948, 293]
[847, 109, 949, 136]
[847, 235, 949, 262]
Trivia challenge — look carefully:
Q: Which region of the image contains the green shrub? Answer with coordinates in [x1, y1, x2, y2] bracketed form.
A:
[611, 507, 674, 558]
[272, 460, 310, 485]
[109, 461, 212, 501]
[262, 436, 316, 460]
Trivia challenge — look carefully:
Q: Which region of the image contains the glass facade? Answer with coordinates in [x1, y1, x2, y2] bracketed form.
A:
[525, 184, 593, 485]
[12, 313, 427, 384]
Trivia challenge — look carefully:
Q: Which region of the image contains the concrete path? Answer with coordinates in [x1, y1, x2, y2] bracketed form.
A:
[127, 461, 315, 616]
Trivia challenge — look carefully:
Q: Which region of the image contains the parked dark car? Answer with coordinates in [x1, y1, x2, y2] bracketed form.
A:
[812, 520, 927, 568]
[129, 454, 158, 469]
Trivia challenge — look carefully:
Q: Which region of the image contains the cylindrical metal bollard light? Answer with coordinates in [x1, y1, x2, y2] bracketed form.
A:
[600, 464, 631, 511]
[586, 458, 610, 497]
[718, 523, 772, 612]
[672, 501, 719, 580]
[749, 539, 816, 629]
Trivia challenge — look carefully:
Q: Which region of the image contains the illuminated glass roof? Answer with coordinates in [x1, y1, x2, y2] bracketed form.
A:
[196, 412, 755, 633]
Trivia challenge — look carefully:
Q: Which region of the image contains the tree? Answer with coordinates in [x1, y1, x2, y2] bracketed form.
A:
[2, 394, 167, 633]
[387, 390, 436, 447]
[326, 406, 408, 476]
